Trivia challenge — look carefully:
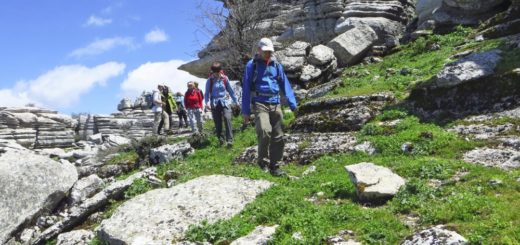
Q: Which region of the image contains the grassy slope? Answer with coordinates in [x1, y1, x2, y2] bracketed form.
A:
[90, 27, 520, 245]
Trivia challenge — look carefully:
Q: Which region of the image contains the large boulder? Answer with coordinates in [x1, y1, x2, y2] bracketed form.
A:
[435, 49, 502, 88]
[401, 225, 467, 245]
[344, 162, 405, 202]
[236, 132, 357, 165]
[327, 25, 378, 67]
[308, 45, 336, 66]
[0, 140, 78, 244]
[98, 175, 272, 244]
[292, 93, 394, 133]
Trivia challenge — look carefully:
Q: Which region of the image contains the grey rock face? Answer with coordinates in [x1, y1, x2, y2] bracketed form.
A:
[345, 162, 405, 202]
[435, 50, 502, 88]
[149, 141, 194, 165]
[327, 25, 378, 67]
[305, 78, 342, 99]
[449, 124, 514, 139]
[230, 225, 278, 245]
[56, 230, 94, 245]
[0, 141, 78, 244]
[69, 174, 105, 205]
[417, 0, 509, 28]
[32, 168, 156, 244]
[308, 45, 336, 66]
[463, 147, 520, 170]
[292, 93, 394, 133]
[401, 225, 467, 245]
[97, 175, 272, 244]
[0, 107, 76, 149]
[236, 132, 357, 165]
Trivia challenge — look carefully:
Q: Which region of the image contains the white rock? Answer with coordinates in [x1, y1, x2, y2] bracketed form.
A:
[308, 45, 335, 66]
[401, 225, 468, 245]
[98, 175, 272, 244]
[327, 25, 378, 67]
[344, 162, 405, 202]
[149, 141, 194, 165]
[0, 144, 78, 244]
[56, 230, 94, 245]
[230, 225, 278, 245]
[70, 174, 105, 205]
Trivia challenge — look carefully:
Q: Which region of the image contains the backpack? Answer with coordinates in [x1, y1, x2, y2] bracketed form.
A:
[251, 59, 282, 94]
[209, 75, 229, 96]
[144, 92, 154, 109]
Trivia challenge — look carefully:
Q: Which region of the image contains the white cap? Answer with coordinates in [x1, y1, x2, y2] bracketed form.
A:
[258, 37, 274, 52]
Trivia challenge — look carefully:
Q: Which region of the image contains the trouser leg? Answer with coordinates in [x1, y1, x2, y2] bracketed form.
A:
[222, 105, 233, 142]
[162, 111, 170, 131]
[187, 109, 197, 133]
[212, 104, 224, 142]
[254, 102, 271, 165]
[269, 104, 284, 168]
[153, 112, 162, 135]
[195, 109, 203, 133]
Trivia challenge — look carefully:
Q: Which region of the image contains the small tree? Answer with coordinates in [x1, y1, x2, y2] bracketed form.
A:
[196, 0, 278, 80]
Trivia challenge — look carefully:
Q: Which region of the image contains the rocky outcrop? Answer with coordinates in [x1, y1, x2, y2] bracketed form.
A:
[344, 162, 405, 202]
[327, 25, 378, 66]
[97, 175, 272, 244]
[401, 225, 467, 245]
[149, 142, 194, 165]
[0, 107, 76, 149]
[32, 168, 157, 244]
[236, 132, 357, 165]
[181, 0, 415, 81]
[449, 124, 513, 139]
[434, 49, 502, 88]
[417, 0, 511, 31]
[407, 49, 520, 122]
[0, 140, 78, 244]
[292, 92, 394, 132]
[69, 174, 105, 205]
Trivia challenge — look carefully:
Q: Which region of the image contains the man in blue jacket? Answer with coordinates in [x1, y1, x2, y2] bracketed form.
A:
[205, 62, 238, 146]
[242, 37, 298, 176]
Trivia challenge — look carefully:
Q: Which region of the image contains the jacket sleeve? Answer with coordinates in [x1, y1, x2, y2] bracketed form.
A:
[225, 77, 238, 104]
[278, 64, 298, 111]
[241, 62, 252, 115]
[204, 78, 211, 105]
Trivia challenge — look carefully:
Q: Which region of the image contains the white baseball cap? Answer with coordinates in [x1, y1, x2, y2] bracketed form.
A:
[258, 37, 274, 52]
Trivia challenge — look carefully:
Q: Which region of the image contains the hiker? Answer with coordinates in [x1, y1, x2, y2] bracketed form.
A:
[158, 85, 177, 135]
[242, 37, 298, 176]
[152, 85, 169, 135]
[194, 81, 204, 101]
[184, 81, 204, 134]
[174, 92, 189, 128]
[205, 62, 238, 146]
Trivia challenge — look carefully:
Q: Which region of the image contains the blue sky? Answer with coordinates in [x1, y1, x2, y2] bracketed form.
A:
[0, 0, 220, 114]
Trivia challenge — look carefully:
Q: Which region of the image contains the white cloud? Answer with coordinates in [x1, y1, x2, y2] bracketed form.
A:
[85, 15, 112, 27]
[120, 60, 206, 97]
[0, 62, 125, 108]
[70, 37, 135, 58]
[145, 28, 168, 43]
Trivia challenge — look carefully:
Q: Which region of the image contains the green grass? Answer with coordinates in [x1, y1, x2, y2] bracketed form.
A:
[85, 27, 520, 244]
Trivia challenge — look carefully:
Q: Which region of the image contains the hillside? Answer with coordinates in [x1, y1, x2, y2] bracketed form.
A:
[2, 0, 520, 244]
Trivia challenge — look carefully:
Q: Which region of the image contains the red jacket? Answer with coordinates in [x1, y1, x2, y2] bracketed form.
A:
[184, 89, 203, 109]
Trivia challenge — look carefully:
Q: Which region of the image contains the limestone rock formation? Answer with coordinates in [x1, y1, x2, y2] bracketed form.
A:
[344, 162, 405, 202]
[292, 92, 394, 132]
[69, 174, 105, 205]
[0, 140, 78, 244]
[149, 141, 194, 165]
[56, 230, 94, 245]
[0, 107, 76, 149]
[97, 175, 272, 244]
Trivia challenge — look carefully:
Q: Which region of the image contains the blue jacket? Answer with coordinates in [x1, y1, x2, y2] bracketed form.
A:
[241, 57, 297, 115]
[204, 75, 238, 108]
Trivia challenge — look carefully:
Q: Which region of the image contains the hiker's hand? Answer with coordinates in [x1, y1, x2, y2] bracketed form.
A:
[243, 114, 250, 125]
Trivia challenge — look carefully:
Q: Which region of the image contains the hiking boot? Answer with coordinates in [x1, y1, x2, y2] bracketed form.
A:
[226, 141, 233, 148]
[269, 167, 286, 177]
[218, 139, 225, 146]
[257, 161, 269, 172]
